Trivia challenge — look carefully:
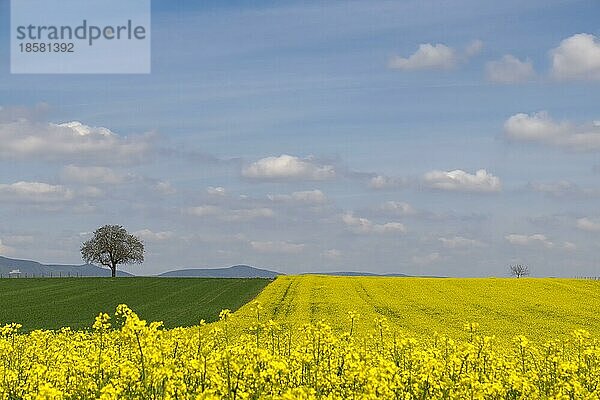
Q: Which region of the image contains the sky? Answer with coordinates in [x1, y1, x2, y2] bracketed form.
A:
[1, 0, 600, 276]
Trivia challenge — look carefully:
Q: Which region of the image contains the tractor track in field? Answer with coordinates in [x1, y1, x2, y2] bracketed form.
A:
[272, 278, 296, 318]
[353, 281, 379, 313]
[353, 281, 406, 326]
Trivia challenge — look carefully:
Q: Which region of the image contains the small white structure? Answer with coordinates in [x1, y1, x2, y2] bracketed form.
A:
[8, 269, 21, 278]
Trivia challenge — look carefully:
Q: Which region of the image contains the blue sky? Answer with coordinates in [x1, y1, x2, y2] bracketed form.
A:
[1, 0, 600, 276]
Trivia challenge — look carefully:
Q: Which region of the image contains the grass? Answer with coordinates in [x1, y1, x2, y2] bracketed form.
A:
[0, 277, 270, 331]
[228, 275, 600, 342]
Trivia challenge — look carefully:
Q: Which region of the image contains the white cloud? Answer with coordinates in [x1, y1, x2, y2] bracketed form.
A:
[504, 111, 600, 151]
[485, 55, 535, 83]
[185, 205, 275, 221]
[155, 181, 176, 195]
[79, 186, 104, 198]
[576, 217, 600, 232]
[2, 235, 35, 245]
[0, 239, 14, 255]
[242, 154, 335, 181]
[439, 236, 485, 249]
[207, 186, 226, 196]
[527, 181, 600, 198]
[59, 121, 114, 137]
[250, 240, 305, 254]
[61, 165, 126, 185]
[369, 175, 391, 189]
[465, 39, 484, 57]
[268, 189, 327, 205]
[505, 234, 575, 251]
[0, 181, 74, 203]
[133, 229, 174, 242]
[550, 33, 600, 81]
[223, 208, 275, 222]
[504, 111, 566, 141]
[322, 249, 342, 260]
[186, 205, 221, 217]
[389, 40, 482, 71]
[389, 43, 457, 70]
[412, 252, 441, 265]
[342, 213, 406, 234]
[423, 169, 501, 193]
[444, 235, 482, 249]
[368, 175, 406, 189]
[505, 234, 554, 248]
[528, 181, 576, 197]
[380, 201, 416, 216]
[0, 120, 152, 164]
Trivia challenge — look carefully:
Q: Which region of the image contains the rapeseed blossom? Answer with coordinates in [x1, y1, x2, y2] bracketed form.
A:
[1, 304, 600, 399]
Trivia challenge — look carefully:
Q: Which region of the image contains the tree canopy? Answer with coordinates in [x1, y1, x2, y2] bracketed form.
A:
[510, 263, 530, 278]
[81, 225, 144, 278]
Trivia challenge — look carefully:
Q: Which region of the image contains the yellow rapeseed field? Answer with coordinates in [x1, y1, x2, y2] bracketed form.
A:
[2, 276, 600, 399]
[229, 276, 600, 342]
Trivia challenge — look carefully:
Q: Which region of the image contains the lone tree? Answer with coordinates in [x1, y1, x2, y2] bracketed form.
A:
[81, 225, 144, 278]
[510, 263, 530, 278]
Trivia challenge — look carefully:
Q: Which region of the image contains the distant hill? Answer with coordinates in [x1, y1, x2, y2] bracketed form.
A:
[0, 257, 409, 279]
[0, 256, 133, 277]
[159, 265, 281, 278]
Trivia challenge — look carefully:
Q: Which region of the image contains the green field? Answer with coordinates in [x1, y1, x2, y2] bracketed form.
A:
[229, 275, 600, 342]
[0, 277, 270, 331]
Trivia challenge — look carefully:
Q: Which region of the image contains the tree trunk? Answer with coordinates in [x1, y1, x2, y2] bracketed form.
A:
[111, 263, 117, 278]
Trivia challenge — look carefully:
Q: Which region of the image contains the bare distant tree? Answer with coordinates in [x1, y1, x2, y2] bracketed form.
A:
[81, 225, 144, 278]
[510, 263, 530, 278]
